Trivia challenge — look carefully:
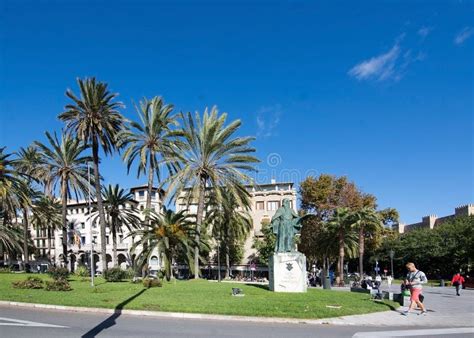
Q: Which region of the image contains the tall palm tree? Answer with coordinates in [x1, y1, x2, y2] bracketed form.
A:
[119, 96, 177, 216]
[15, 145, 45, 266]
[0, 147, 24, 222]
[92, 184, 140, 267]
[0, 206, 23, 262]
[328, 207, 353, 285]
[130, 208, 198, 281]
[208, 187, 252, 279]
[58, 77, 125, 271]
[352, 207, 382, 277]
[166, 107, 259, 278]
[34, 131, 91, 266]
[30, 196, 62, 262]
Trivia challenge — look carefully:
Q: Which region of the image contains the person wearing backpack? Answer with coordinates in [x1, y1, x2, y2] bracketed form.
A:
[451, 273, 465, 296]
[402, 262, 427, 316]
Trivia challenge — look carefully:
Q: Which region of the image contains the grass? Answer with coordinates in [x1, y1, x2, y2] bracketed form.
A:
[0, 273, 398, 319]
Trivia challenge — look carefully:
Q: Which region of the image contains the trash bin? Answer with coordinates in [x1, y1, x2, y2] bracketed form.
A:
[440, 279, 445, 287]
[323, 276, 331, 290]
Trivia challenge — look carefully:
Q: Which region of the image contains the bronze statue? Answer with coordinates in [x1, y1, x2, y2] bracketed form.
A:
[270, 199, 306, 252]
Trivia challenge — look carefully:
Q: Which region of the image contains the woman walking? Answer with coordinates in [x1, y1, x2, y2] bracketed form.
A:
[451, 273, 465, 296]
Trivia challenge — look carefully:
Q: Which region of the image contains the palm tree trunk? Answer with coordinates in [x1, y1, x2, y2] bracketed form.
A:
[146, 157, 154, 214]
[112, 218, 118, 267]
[92, 139, 108, 272]
[225, 242, 230, 279]
[61, 177, 68, 267]
[194, 176, 206, 279]
[358, 226, 365, 277]
[47, 226, 52, 263]
[338, 227, 344, 285]
[22, 206, 29, 267]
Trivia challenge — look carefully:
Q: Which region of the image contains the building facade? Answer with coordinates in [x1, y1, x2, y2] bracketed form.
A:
[31, 185, 162, 272]
[394, 204, 474, 233]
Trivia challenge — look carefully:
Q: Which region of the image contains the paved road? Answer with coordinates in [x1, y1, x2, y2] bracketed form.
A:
[0, 286, 472, 337]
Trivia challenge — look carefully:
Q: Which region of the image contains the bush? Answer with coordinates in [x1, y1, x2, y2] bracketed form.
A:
[125, 267, 136, 279]
[45, 278, 72, 291]
[143, 277, 162, 288]
[75, 265, 89, 277]
[104, 267, 127, 282]
[12, 277, 44, 289]
[0, 266, 11, 273]
[47, 267, 69, 280]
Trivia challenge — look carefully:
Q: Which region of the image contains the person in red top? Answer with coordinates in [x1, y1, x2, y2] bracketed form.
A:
[451, 273, 465, 296]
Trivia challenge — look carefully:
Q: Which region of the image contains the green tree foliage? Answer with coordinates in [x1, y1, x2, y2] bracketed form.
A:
[373, 216, 474, 278]
[252, 220, 276, 265]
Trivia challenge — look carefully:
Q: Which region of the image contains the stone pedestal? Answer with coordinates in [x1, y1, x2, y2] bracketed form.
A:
[269, 252, 307, 292]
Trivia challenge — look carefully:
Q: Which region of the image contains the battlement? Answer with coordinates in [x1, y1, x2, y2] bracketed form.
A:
[455, 204, 474, 216]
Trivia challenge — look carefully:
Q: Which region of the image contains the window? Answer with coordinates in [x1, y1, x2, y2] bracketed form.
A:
[138, 191, 145, 199]
[267, 201, 280, 211]
[106, 236, 110, 245]
[256, 201, 265, 210]
[140, 205, 144, 211]
[81, 222, 85, 229]
[119, 235, 123, 243]
[69, 223, 74, 230]
[81, 236, 86, 245]
[93, 236, 97, 244]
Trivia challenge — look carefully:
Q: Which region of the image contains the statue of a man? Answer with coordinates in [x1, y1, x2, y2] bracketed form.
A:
[270, 199, 304, 252]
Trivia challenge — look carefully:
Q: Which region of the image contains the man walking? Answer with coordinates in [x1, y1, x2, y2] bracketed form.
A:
[402, 262, 427, 316]
[451, 273, 465, 296]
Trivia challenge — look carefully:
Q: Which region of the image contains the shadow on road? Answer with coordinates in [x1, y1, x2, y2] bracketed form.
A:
[81, 288, 147, 337]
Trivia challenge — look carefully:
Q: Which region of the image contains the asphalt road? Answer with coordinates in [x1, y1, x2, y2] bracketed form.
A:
[0, 305, 473, 338]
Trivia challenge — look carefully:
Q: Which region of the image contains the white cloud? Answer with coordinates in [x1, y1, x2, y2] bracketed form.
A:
[417, 26, 432, 39]
[454, 27, 474, 45]
[348, 44, 401, 81]
[256, 105, 281, 138]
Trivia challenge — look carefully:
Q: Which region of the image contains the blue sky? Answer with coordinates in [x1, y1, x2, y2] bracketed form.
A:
[0, 1, 472, 223]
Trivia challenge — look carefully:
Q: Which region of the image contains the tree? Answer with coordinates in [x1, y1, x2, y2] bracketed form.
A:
[165, 107, 259, 278]
[130, 208, 198, 281]
[351, 207, 382, 276]
[119, 96, 177, 217]
[327, 207, 353, 284]
[0, 147, 24, 220]
[59, 77, 125, 271]
[34, 131, 91, 266]
[30, 196, 62, 262]
[208, 187, 252, 278]
[252, 219, 276, 265]
[92, 184, 141, 267]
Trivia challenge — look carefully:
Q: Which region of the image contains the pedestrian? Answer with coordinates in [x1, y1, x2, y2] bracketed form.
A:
[387, 275, 393, 289]
[402, 262, 427, 316]
[451, 272, 465, 296]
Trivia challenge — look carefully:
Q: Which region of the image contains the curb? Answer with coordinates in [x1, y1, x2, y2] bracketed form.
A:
[0, 300, 394, 326]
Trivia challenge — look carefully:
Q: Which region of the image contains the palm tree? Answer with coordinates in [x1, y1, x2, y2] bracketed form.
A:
[328, 207, 354, 285]
[0, 147, 24, 222]
[15, 145, 45, 266]
[34, 131, 91, 266]
[208, 187, 252, 279]
[119, 96, 177, 216]
[130, 208, 198, 281]
[58, 77, 125, 271]
[92, 184, 140, 267]
[30, 196, 62, 262]
[166, 107, 259, 278]
[351, 207, 382, 277]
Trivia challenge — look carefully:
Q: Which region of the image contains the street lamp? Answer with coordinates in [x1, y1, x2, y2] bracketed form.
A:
[389, 249, 395, 278]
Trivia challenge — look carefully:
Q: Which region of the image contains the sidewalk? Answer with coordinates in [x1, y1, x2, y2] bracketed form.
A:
[317, 285, 474, 327]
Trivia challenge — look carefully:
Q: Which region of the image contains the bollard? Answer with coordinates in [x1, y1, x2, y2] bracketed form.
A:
[323, 276, 331, 290]
[440, 279, 445, 287]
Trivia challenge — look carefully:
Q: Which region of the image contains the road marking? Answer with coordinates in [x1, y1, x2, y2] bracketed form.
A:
[0, 317, 68, 328]
[353, 327, 474, 337]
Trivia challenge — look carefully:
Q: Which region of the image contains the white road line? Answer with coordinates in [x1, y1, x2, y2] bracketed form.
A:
[353, 327, 474, 337]
[0, 316, 68, 328]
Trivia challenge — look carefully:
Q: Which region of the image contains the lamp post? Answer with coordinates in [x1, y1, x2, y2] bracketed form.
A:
[389, 249, 395, 278]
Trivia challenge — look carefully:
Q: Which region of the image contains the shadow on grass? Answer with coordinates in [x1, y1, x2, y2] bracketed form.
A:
[81, 288, 147, 337]
[244, 283, 269, 291]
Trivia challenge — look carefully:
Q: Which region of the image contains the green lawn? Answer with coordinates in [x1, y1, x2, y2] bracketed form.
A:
[0, 273, 398, 319]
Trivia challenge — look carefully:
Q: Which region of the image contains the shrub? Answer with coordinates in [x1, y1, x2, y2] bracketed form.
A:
[125, 267, 136, 280]
[75, 265, 89, 277]
[0, 266, 11, 273]
[12, 277, 44, 289]
[143, 278, 162, 288]
[104, 267, 127, 282]
[45, 278, 72, 291]
[47, 267, 69, 280]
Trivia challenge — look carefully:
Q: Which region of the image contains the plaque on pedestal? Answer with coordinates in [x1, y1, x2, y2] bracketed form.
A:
[269, 252, 307, 292]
